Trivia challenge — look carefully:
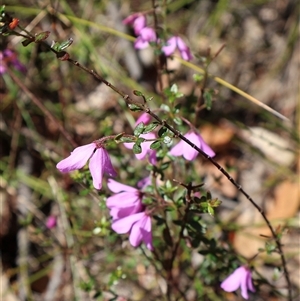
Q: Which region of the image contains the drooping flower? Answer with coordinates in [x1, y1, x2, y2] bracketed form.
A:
[221, 266, 256, 300]
[106, 179, 143, 220]
[134, 27, 157, 50]
[169, 130, 215, 161]
[0, 49, 27, 75]
[162, 36, 193, 61]
[124, 132, 157, 164]
[46, 215, 57, 229]
[56, 143, 116, 190]
[112, 211, 153, 250]
[123, 13, 147, 35]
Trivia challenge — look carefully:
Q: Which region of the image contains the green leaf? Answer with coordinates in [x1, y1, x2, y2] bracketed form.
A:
[128, 104, 143, 111]
[158, 127, 167, 137]
[119, 137, 135, 143]
[150, 140, 161, 150]
[51, 41, 61, 52]
[143, 122, 159, 134]
[160, 161, 170, 170]
[22, 39, 33, 47]
[193, 74, 203, 82]
[163, 136, 172, 144]
[133, 90, 143, 96]
[59, 38, 73, 50]
[210, 198, 222, 207]
[133, 143, 142, 154]
[35, 31, 50, 42]
[173, 117, 182, 125]
[114, 133, 124, 141]
[207, 205, 214, 216]
[160, 104, 170, 112]
[170, 83, 178, 94]
[134, 122, 145, 136]
[204, 90, 212, 110]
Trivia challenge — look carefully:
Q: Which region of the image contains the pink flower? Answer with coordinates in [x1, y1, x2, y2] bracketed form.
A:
[135, 112, 151, 126]
[106, 179, 143, 220]
[56, 143, 116, 190]
[162, 36, 193, 61]
[170, 130, 215, 161]
[123, 13, 147, 35]
[112, 211, 153, 250]
[137, 176, 151, 189]
[221, 266, 255, 299]
[123, 13, 140, 25]
[124, 132, 157, 164]
[134, 27, 157, 49]
[0, 49, 27, 74]
[46, 215, 57, 229]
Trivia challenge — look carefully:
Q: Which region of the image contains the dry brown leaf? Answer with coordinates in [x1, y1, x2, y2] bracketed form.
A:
[266, 180, 300, 222]
[200, 123, 235, 149]
[233, 180, 299, 258]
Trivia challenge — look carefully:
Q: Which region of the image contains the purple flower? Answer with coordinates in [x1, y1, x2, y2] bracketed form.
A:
[46, 215, 57, 229]
[0, 49, 26, 74]
[123, 13, 147, 35]
[162, 36, 193, 61]
[135, 112, 151, 127]
[56, 143, 116, 190]
[134, 27, 157, 50]
[122, 13, 141, 25]
[124, 132, 157, 164]
[169, 130, 215, 161]
[112, 211, 153, 250]
[137, 175, 151, 190]
[221, 266, 255, 299]
[106, 179, 143, 220]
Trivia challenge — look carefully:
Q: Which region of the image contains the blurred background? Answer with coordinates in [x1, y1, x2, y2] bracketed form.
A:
[1, 0, 299, 300]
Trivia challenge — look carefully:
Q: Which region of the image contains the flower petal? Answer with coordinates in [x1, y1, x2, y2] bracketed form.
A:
[169, 139, 184, 157]
[198, 135, 215, 157]
[137, 176, 151, 189]
[129, 214, 153, 250]
[112, 212, 145, 234]
[135, 112, 152, 127]
[102, 149, 117, 177]
[183, 131, 200, 161]
[122, 13, 140, 25]
[240, 270, 250, 299]
[133, 15, 146, 35]
[106, 192, 140, 208]
[162, 37, 177, 56]
[220, 266, 245, 292]
[246, 270, 256, 292]
[134, 27, 157, 50]
[140, 215, 153, 250]
[89, 148, 105, 190]
[107, 179, 137, 193]
[134, 37, 149, 50]
[176, 37, 193, 61]
[110, 204, 143, 220]
[56, 143, 95, 173]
